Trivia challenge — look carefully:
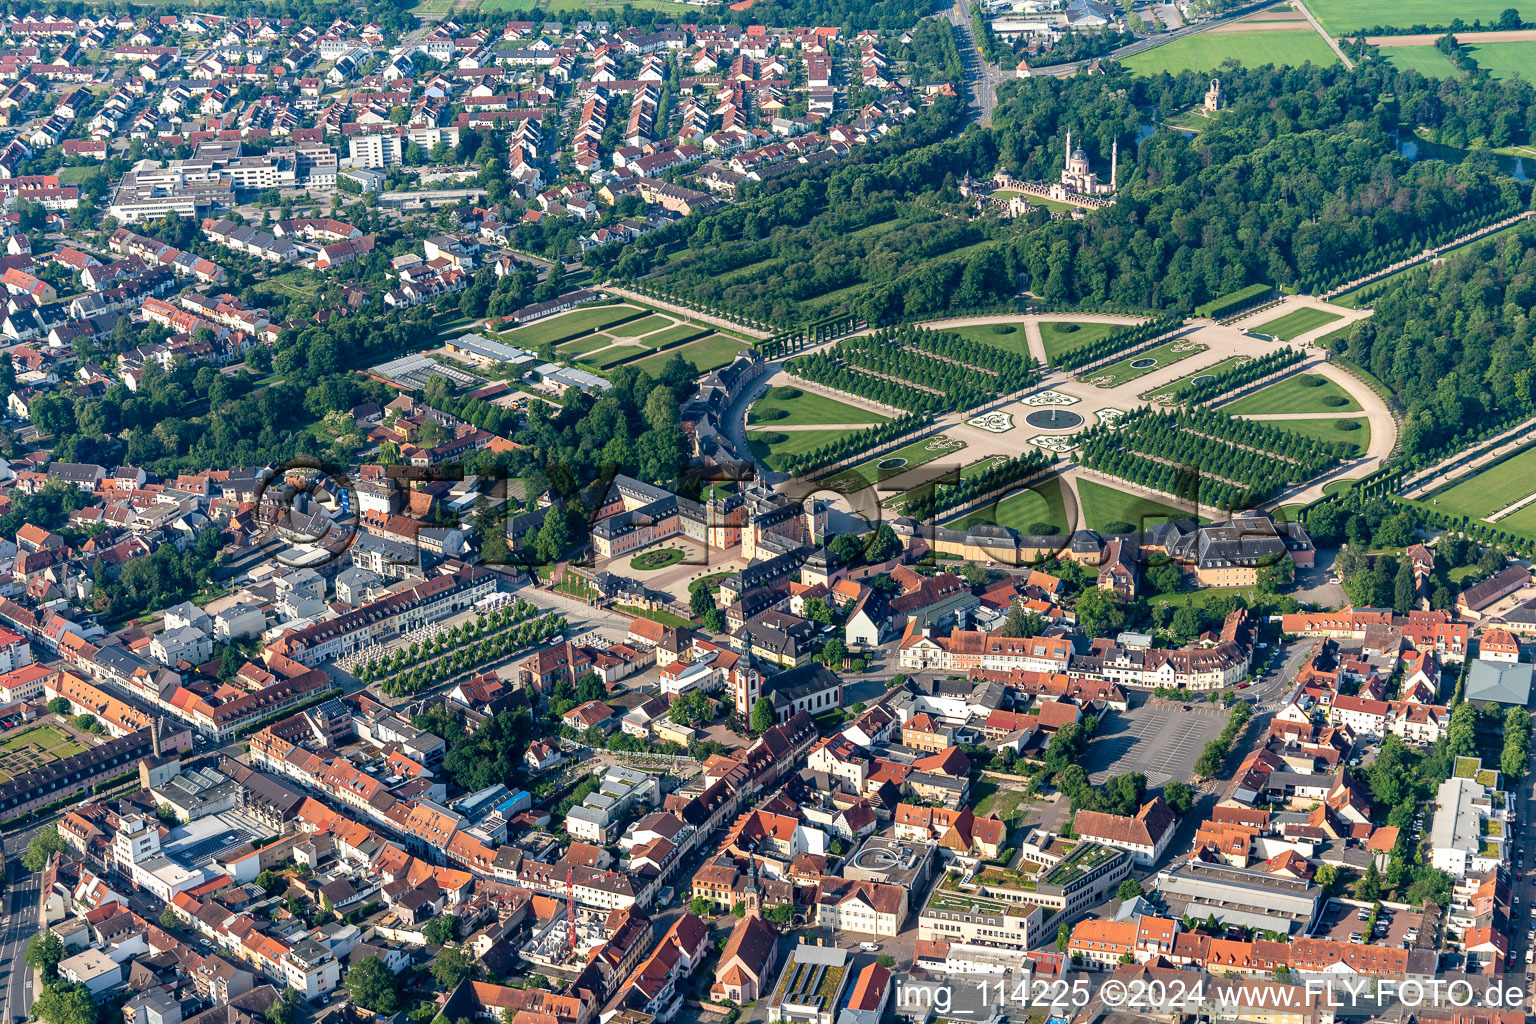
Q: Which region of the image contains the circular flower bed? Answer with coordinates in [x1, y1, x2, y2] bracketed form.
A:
[631, 549, 687, 571]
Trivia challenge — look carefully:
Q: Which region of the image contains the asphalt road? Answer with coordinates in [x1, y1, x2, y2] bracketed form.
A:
[1, 821, 49, 1024]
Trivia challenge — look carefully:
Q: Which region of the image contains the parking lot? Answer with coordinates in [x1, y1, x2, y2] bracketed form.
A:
[1083, 696, 1231, 789]
[1313, 898, 1423, 947]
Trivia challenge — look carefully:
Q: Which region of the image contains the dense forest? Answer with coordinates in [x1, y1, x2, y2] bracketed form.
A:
[1326, 224, 1536, 461]
[620, 61, 1536, 325]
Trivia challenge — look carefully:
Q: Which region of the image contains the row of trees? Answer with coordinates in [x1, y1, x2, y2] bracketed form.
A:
[775, 412, 932, 479]
[1194, 701, 1254, 778]
[1054, 315, 1185, 371]
[359, 610, 567, 696]
[1076, 407, 1348, 509]
[1180, 348, 1306, 406]
[905, 326, 1039, 392]
[902, 450, 1054, 523]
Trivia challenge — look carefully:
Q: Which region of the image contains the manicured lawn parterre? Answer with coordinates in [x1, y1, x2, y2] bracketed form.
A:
[617, 605, 694, 628]
[641, 324, 708, 348]
[630, 548, 686, 571]
[632, 333, 751, 376]
[827, 434, 969, 490]
[943, 321, 1035, 358]
[1251, 416, 1371, 455]
[557, 335, 616, 356]
[1248, 306, 1344, 341]
[607, 314, 674, 337]
[1222, 373, 1363, 415]
[1427, 445, 1536, 522]
[1078, 339, 1208, 388]
[747, 428, 863, 472]
[1038, 320, 1124, 362]
[1121, 30, 1338, 76]
[748, 385, 890, 427]
[500, 303, 642, 347]
[1140, 355, 1252, 402]
[1076, 477, 1199, 533]
[953, 477, 1072, 536]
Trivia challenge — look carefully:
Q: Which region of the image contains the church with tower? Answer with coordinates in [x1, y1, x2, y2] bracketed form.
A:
[1050, 128, 1117, 202]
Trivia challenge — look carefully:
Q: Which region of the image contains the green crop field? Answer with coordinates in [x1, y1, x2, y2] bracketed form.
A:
[748, 386, 890, 427]
[953, 478, 1071, 535]
[1465, 41, 1536, 81]
[746, 428, 862, 471]
[1248, 307, 1344, 340]
[501, 304, 641, 346]
[1121, 30, 1338, 76]
[1077, 478, 1199, 533]
[1222, 373, 1363, 415]
[1428, 445, 1536, 521]
[631, 333, 750, 376]
[1379, 44, 1465, 77]
[1308, 0, 1514, 34]
[1079, 339, 1207, 388]
[1255, 416, 1371, 455]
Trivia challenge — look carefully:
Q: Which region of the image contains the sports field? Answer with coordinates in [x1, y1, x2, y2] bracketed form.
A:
[1259, 417, 1371, 455]
[1248, 307, 1343, 341]
[0, 725, 89, 784]
[1223, 373, 1362, 415]
[748, 386, 889, 427]
[1121, 31, 1338, 76]
[1308, 0, 1513, 34]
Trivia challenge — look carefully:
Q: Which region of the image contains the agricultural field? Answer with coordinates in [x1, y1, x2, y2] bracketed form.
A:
[1248, 307, 1343, 340]
[1076, 478, 1198, 534]
[1078, 338, 1208, 388]
[1307, 0, 1513, 34]
[1465, 41, 1536, 81]
[1255, 416, 1372, 455]
[953, 477, 1072, 535]
[1222, 373, 1362, 415]
[748, 386, 889, 427]
[1121, 30, 1338, 76]
[1379, 45, 1465, 77]
[1425, 445, 1536, 522]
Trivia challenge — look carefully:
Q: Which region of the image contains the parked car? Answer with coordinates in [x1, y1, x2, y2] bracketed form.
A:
[860, 942, 881, 952]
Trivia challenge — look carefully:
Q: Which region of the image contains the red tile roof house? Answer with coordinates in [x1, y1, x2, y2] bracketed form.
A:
[1072, 796, 1177, 866]
[561, 700, 616, 733]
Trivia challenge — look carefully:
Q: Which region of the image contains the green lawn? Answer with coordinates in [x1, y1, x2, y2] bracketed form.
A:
[1078, 339, 1208, 388]
[944, 322, 1034, 358]
[557, 335, 616, 356]
[57, 166, 97, 185]
[748, 385, 890, 427]
[607, 314, 674, 337]
[1222, 373, 1362, 415]
[1428, 445, 1536, 521]
[1489, 499, 1536, 537]
[500, 303, 642, 347]
[1248, 307, 1344, 341]
[1379, 44, 1465, 77]
[1077, 478, 1197, 533]
[584, 344, 650, 370]
[616, 604, 694, 628]
[972, 778, 1030, 820]
[641, 324, 708, 348]
[1039, 320, 1125, 363]
[631, 333, 749, 376]
[825, 435, 969, 490]
[1148, 585, 1260, 609]
[1253, 416, 1371, 455]
[1140, 355, 1252, 402]
[1121, 30, 1338, 76]
[953, 478, 1072, 535]
[1322, 478, 1360, 497]
[747, 428, 862, 472]
[1308, 0, 1513, 33]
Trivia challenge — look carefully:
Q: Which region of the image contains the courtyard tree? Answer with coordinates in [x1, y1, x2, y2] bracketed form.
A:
[750, 696, 776, 734]
[23, 824, 64, 872]
[345, 956, 401, 1013]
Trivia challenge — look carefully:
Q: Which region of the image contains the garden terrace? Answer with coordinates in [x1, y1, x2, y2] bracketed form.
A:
[926, 887, 1035, 917]
[1039, 840, 1123, 888]
[1075, 407, 1348, 509]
